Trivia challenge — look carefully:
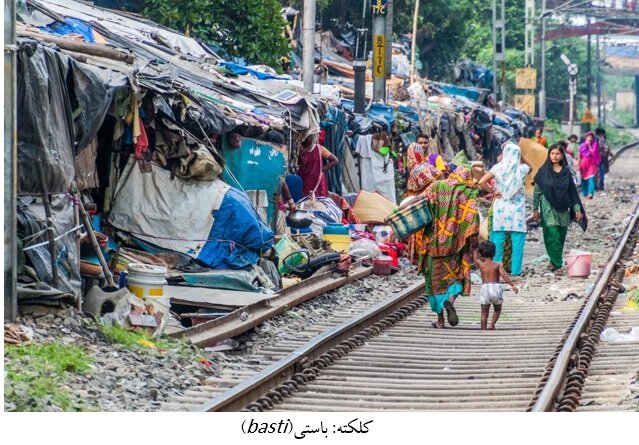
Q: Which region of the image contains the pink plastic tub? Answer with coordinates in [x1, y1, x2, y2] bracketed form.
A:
[566, 252, 592, 278]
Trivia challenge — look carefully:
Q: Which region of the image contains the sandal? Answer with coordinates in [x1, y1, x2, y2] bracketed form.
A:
[431, 321, 444, 329]
[443, 301, 459, 327]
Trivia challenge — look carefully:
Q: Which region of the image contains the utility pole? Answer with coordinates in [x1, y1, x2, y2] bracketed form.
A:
[371, 0, 388, 103]
[524, 0, 535, 67]
[539, 0, 547, 119]
[4, 0, 17, 321]
[302, 0, 316, 94]
[635, 75, 639, 128]
[353, 26, 368, 114]
[385, 0, 393, 83]
[492, 0, 506, 103]
[586, 17, 592, 130]
[596, 33, 602, 124]
[410, 0, 420, 84]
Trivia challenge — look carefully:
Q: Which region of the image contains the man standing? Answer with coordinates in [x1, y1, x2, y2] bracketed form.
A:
[594, 128, 610, 191]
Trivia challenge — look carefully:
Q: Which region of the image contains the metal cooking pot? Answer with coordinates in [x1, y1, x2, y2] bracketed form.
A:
[286, 210, 313, 229]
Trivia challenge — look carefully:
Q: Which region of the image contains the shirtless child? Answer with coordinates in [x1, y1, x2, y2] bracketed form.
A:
[473, 240, 518, 330]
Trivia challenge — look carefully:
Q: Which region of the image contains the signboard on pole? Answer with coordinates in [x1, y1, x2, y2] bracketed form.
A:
[515, 68, 537, 90]
[371, 0, 388, 15]
[373, 34, 386, 79]
[514, 94, 536, 115]
[581, 108, 597, 124]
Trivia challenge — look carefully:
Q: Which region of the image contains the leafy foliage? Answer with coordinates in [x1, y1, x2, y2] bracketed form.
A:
[141, 0, 290, 68]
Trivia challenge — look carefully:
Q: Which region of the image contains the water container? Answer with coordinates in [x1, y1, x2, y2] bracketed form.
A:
[566, 251, 592, 278]
[126, 263, 167, 298]
[322, 223, 351, 253]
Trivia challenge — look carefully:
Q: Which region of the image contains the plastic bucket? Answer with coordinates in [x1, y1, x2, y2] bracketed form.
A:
[566, 252, 592, 278]
[126, 263, 167, 298]
[323, 223, 351, 253]
[373, 255, 393, 276]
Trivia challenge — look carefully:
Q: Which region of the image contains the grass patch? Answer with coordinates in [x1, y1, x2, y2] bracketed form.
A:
[99, 324, 194, 358]
[4, 343, 93, 412]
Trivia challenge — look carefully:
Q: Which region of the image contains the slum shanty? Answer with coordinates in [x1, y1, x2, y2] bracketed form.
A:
[11, 0, 534, 330]
[4, 0, 639, 416]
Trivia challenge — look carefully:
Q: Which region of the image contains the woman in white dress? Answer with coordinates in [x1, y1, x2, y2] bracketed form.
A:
[477, 141, 532, 276]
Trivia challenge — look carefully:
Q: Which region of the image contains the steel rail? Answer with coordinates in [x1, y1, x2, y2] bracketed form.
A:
[170, 264, 372, 347]
[531, 200, 639, 411]
[194, 280, 426, 411]
[610, 139, 639, 165]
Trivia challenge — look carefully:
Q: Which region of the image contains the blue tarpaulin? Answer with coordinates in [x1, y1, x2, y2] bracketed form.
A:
[220, 61, 289, 80]
[40, 17, 95, 43]
[435, 83, 483, 102]
[398, 105, 420, 125]
[197, 187, 274, 270]
[341, 100, 397, 130]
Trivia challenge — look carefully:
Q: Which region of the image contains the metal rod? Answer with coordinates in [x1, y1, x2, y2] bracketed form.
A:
[36, 158, 59, 288]
[4, 0, 17, 321]
[531, 201, 639, 411]
[302, 0, 316, 94]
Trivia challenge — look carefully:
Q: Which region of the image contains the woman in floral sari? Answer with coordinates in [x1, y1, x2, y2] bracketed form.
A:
[419, 167, 480, 328]
[403, 134, 441, 264]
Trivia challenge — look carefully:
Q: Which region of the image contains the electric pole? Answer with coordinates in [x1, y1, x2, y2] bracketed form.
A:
[539, 0, 547, 119]
[302, 0, 316, 94]
[492, 0, 506, 103]
[586, 17, 592, 130]
[4, 0, 17, 321]
[371, 0, 388, 102]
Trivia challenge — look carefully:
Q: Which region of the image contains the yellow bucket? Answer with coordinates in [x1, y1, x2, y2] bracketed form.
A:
[126, 263, 167, 299]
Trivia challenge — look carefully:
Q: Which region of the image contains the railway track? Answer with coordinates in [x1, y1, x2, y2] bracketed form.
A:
[163, 150, 639, 413]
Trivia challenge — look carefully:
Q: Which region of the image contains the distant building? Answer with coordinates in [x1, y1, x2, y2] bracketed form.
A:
[615, 89, 636, 113]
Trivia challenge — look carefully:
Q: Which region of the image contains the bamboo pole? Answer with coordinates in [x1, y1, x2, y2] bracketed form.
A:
[17, 29, 134, 64]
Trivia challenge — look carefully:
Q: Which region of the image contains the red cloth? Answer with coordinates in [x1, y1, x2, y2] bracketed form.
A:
[134, 118, 149, 159]
[298, 145, 328, 197]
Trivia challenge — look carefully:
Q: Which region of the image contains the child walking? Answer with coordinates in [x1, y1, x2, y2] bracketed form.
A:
[474, 240, 518, 330]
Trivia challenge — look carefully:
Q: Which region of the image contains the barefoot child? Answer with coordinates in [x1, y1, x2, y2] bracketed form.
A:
[474, 240, 518, 330]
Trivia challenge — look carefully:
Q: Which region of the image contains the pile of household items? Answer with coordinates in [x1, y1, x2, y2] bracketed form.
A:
[15, 0, 535, 337]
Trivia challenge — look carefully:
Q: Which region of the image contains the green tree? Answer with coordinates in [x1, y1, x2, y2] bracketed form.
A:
[141, 0, 290, 68]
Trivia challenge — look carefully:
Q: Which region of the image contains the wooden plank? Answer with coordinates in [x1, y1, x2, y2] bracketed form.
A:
[166, 285, 276, 310]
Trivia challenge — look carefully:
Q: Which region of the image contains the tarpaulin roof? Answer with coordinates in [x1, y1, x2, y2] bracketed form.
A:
[21, 0, 321, 135]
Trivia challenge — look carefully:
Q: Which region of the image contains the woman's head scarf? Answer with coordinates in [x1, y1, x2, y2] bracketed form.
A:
[407, 162, 441, 192]
[490, 141, 527, 200]
[447, 166, 474, 188]
[534, 145, 587, 231]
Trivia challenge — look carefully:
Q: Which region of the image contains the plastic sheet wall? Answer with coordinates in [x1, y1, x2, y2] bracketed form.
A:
[221, 137, 288, 227]
[16, 39, 128, 195]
